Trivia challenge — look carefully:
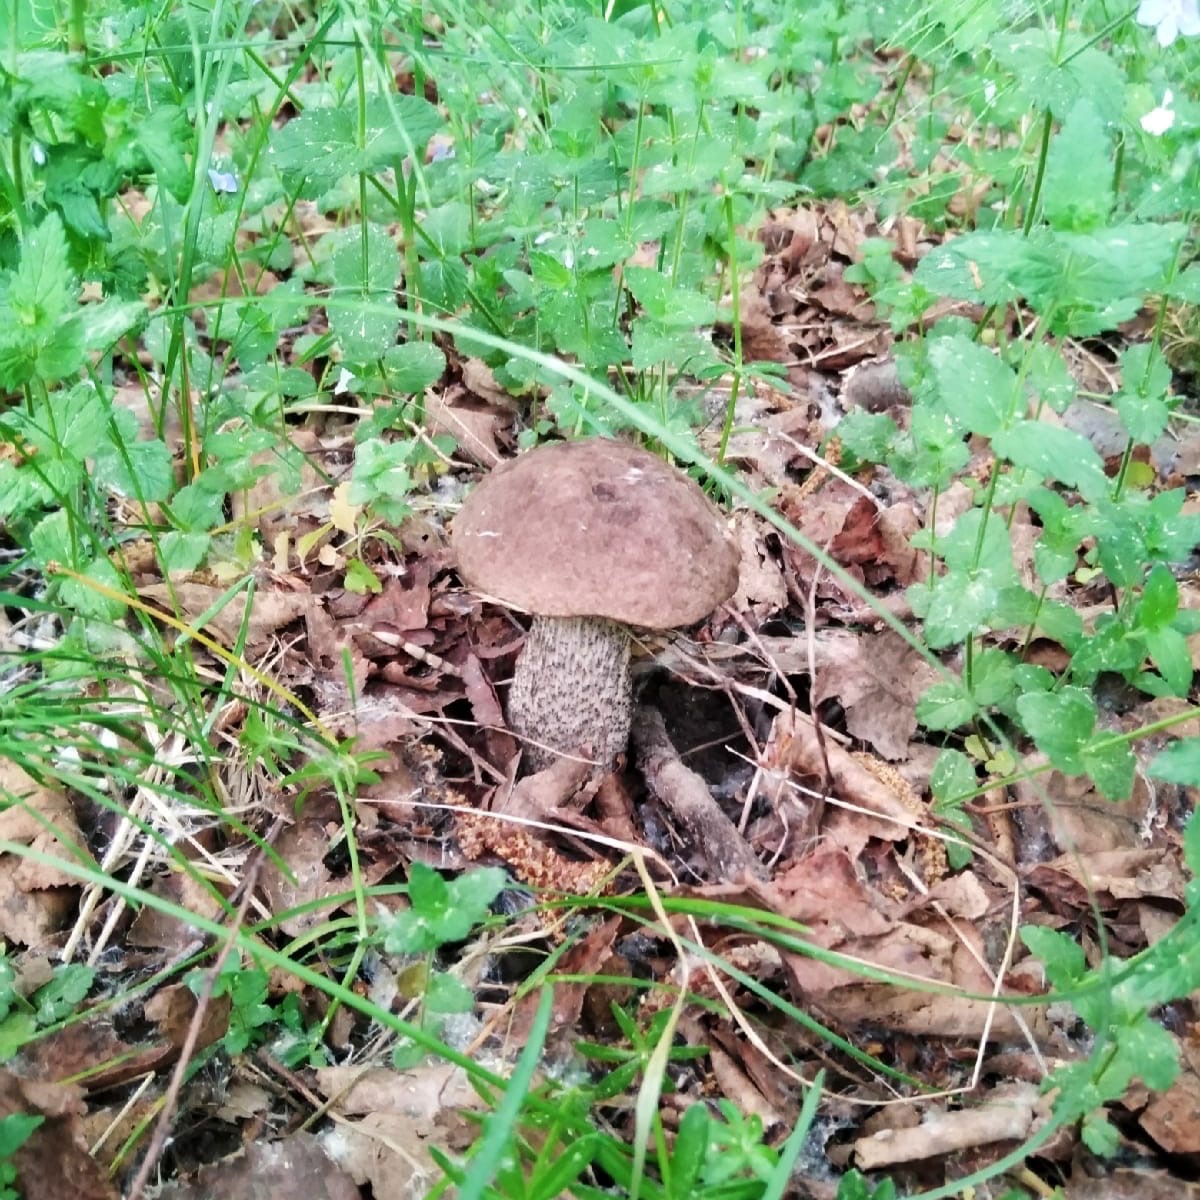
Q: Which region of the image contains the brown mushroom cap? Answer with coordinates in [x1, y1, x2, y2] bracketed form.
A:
[452, 438, 738, 628]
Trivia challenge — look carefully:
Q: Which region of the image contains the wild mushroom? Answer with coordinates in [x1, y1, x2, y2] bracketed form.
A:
[451, 438, 739, 772]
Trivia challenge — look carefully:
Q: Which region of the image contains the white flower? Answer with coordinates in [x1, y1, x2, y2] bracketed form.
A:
[1141, 89, 1177, 134]
[1136, 0, 1200, 46]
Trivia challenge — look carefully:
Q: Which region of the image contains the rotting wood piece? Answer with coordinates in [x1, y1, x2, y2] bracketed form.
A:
[633, 706, 768, 883]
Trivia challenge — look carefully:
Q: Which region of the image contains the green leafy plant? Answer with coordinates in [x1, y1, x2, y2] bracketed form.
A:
[0, 950, 95, 1062]
[380, 862, 509, 1067]
[0, 1111, 43, 1200]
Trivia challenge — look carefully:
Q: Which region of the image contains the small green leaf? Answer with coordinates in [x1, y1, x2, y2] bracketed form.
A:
[1137, 564, 1179, 631]
[1081, 1113, 1120, 1157]
[383, 343, 446, 394]
[930, 749, 977, 811]
[0, 1112, 43, 1158]
[1081, 738, 1136, 801]
[1021, 924, 1086, 988]
[1143, 626, 1192, 697]
[1148, 739, 1200, 787]
[1016, 687, 1095, 771]
[425, 971, 474, 1014]
[344, 558, 383, 595]
[32, 964, 94, 1025]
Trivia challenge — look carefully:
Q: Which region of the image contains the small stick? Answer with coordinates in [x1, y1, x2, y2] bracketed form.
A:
[632, 707, 768, 883]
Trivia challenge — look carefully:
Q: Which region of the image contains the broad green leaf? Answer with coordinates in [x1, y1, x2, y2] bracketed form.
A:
[1138, 564, 1179, 631]
[991, 421, 1107, 498]
[914, 231, 1025, 307]
[630, 322, 715, 371]
[927, 335, 1015, 436]
[382, 343, 446, 393]
[80, 300, 147, 352]
[1148, 739, 1200, 787]
[1041, 99, 1113, 232]
[1016, 687, 1095, 771]
[160, 532, 210, 575]
[135, 105, 192, 201]
[270, 96, 442, 194]
[329, 224, 400, 361]
[991, 33, 1126, 122]
[94, 435, 173, 503]
[623, 267, 717, 326]
[930, 749, 976, 809]
[1081, 738, 1136, 801]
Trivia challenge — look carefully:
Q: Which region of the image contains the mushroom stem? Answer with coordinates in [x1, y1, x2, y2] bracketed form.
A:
[507, 615, 633, 773]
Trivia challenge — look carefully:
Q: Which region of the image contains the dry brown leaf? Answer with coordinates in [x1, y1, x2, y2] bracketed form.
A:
[767, 711, 911, 852]
[320, 1111, 437, 1198]
[425, 387, 505, 466]
[258, 820, 338, 936]
[1013, 768, 1150, 857]
[0, 1070, 117, 1200]
[158, 1132, 360, 1200]
[127, 869, 226, 952]
[807, 629, 938, 760]
[1025, 849, 1186, 905]
[139, 582, 310, 650]
[853, 1083, 1040, 1169]
[730, 511, 788, 617]
[0, 761, 95, 944]
[1140, 1064, 1200, 1154]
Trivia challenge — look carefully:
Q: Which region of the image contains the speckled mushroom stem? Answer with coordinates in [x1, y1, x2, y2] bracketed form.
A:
[507, 615, 633, 773]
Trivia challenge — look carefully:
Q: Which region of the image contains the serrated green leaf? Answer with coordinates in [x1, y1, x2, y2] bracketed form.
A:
[270, 96, 443, 195]
[1081, 738, 1136, 800]
[1021, 924, 1086, 987]
[991, 421, 1107, 498]
[383, 342, 446, 393]
[1042, 99, 1113, 232]
[624, 267, 717, 326]
[1148, 739, 1200, 787]
[927, 335, 1016, 436]
[1017, 687, 1095, 770]
[921, 569, 1000, 648]
[915, 679, 975, 731]
[991, 33, 1126, 122]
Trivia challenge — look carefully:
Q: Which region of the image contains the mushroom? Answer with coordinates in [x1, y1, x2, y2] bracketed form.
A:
[451, 438, 739, 772]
